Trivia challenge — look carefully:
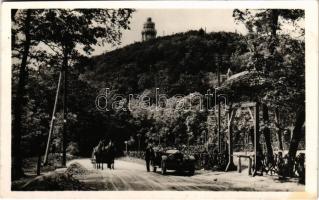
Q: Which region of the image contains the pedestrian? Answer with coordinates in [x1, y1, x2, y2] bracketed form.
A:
[107, 140, 115, 170]
[145, 143, 154, 172]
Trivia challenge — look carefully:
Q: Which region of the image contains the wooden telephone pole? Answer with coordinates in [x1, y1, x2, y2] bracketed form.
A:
[214, 53, 222, 153]
[43, 62, 68, 168]
[43, 72, 62, 165]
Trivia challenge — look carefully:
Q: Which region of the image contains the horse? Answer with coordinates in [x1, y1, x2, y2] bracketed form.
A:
[92, 140, 116, 170]
[91, 146, 97, 169]
[93, 140, 105, 170]
[104, 141, 116, 169]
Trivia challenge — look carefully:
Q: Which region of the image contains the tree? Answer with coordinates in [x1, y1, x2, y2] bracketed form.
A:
[11, 9, 18, 48]
[233, 9, 305, 174]
[12, 9, 32, 180]
[11, 9, 134, 178]
[38, 9, 134, 165]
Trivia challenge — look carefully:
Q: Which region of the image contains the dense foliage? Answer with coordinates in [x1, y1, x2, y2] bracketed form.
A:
[11, 8, 134, 178]
[12, 9, 305, 177]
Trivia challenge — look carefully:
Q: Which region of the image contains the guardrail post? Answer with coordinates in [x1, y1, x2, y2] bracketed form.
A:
[237, 156, 241, 173]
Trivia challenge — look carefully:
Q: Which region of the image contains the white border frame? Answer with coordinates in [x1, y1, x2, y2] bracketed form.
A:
[1, 1, 318, 199]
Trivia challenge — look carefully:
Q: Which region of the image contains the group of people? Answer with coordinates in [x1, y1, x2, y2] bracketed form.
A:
[249, 150, 305, 182]
[92, 140, 116, 170]
[274, 152, 305, 183]
[139, 142, 306, 184]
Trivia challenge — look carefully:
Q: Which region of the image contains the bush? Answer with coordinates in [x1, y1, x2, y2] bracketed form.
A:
[19, 172, 88, 191]
[66, 142, 80, 156]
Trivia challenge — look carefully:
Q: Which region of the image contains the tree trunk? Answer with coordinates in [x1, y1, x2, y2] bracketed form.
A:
[262, 104, 274, 163]
[277, 129, 283, 151]
[288, 109, 305, 176]
[11, 9, 18, 21]
[12, 10, 32, 180]
[11, 9, 18, 49]
[267, 10, 279, 72]
[61, 47, 68, 167]
[269, 10, 279, 55]
[36, 154, 41, 176]
[274, 108, 283, 151]
[270, 10, 279, 39]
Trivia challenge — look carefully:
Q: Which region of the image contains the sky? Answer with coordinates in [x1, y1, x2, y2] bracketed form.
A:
[93, 9, 247, 55]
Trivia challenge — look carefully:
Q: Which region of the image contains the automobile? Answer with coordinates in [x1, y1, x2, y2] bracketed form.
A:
[151, 149, 196, 175]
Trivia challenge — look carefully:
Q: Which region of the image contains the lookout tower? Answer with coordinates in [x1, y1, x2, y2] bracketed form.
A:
[142, 17, 157, 41]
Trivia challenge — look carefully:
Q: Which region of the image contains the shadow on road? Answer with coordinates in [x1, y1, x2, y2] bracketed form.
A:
[151, 170, 197, 177]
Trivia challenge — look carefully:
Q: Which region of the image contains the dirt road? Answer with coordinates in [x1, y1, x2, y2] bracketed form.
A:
[67, 158, 304, 191]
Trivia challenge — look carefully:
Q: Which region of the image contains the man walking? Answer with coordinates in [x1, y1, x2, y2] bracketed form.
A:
[145, 143, 154, 172]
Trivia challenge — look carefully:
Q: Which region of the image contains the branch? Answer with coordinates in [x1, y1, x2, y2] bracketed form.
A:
[40, 41, 62, 56]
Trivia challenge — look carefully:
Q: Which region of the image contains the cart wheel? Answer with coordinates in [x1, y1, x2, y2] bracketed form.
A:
[152, 165, 157, 172]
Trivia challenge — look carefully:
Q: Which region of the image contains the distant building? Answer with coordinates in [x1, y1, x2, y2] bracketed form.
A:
[142, 17, 157, 41]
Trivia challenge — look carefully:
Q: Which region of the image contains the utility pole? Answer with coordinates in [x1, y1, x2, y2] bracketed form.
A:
[51, 14, 69, 168]
[214, 53, 222, 153]
[225, 103, 236, 171]
[253, 103, 260, 176]
[149, 64, 158, 88]
[43, 72, 62, 165]
[124, 141, 128, 156]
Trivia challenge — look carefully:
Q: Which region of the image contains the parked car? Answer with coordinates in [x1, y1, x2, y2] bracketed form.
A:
[151, 149, 196, 175]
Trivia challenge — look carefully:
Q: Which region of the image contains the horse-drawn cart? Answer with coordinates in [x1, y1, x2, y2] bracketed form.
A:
[92, 141, 116, 170]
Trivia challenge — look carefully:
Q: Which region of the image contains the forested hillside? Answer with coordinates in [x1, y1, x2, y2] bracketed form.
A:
[14, 29, 304, 160]
[15, 30, 250, 158]
[81, 30, 247, 96]
[10, 8, 305, 187]
[77, 30, 251, 153]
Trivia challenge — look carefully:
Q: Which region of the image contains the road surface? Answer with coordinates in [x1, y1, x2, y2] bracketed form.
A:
[67, 158, 304, 191]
